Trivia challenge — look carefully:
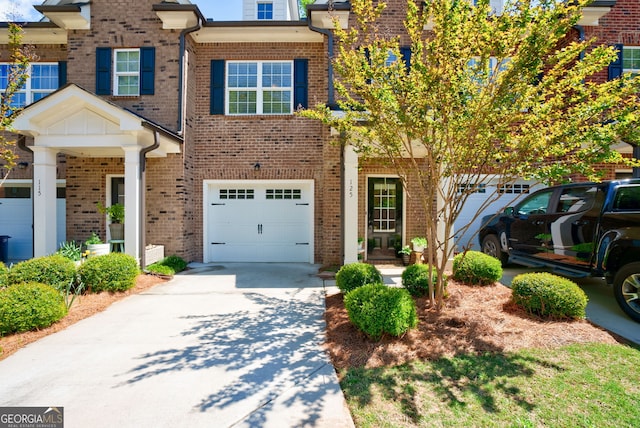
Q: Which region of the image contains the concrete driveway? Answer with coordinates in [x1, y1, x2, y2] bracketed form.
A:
[0, 263, 354, 428]
[501, 266, 640, 346]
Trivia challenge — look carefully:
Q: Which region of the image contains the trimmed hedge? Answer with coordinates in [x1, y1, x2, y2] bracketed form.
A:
[344, 283, 418, 340]
[146, 255, 188, 275]
[78, 253, 140, 293]
[511, 272, 588, 320]
[452, 251, 503, 285]
[7, 255, 77, 292]
[335, 263, 383, 294]
[401, 264, 447, 297]
[0, 282, 68, 334]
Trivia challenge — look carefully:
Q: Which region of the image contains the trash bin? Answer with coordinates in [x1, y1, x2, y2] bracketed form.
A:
[0, 235, 10, 264]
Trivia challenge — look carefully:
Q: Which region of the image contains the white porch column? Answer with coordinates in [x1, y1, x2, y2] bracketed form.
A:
[32, 147, 58, 257]
[343, 144, 359, 264]
[123, 146, 142, 262]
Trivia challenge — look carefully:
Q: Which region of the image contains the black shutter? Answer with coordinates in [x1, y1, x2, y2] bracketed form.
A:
[58, 61, 67, 87]
[608, 44, 624, 80]
[400, 47, 411, 71]
[140, 47, 155, 95]
[294, 58, 308, 109]
[210, 60, 225, 115]
[96, 47, 112, 95]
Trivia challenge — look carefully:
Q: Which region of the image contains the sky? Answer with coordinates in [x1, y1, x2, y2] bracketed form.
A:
[0, 0, 242, 22]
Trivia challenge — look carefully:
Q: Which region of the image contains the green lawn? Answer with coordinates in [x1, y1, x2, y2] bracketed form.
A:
[340, 343, 640, 427]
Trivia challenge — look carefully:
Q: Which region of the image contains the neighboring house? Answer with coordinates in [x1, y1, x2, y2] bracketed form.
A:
[0, 0, 635, 265]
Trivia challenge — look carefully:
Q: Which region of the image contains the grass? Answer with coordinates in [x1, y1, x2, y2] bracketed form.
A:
[340, 342, 640, 427]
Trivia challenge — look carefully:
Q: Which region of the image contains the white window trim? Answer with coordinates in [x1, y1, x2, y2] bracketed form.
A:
[225, 60, 294, 116]
[113, 48, 140, 96]
[257, 2, 274, 20]
[0, 62, 58, 106]
[623, 46, 640, 74]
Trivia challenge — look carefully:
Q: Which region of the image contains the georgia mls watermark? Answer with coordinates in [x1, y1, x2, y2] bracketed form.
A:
[0, 407, 63, 428]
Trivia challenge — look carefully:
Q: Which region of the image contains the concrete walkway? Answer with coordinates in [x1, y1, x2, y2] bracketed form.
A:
[0, 263, 354, 428]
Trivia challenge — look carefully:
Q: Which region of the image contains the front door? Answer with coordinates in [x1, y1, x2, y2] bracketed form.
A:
[367, 177, 403, 257]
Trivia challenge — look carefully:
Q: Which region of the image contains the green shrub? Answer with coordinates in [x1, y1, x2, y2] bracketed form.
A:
[145, 263, 175, 276]
[401, 264, 447, 297]
[78, 253, 140, 293]
[0, 262, 7, 288]
[511, 272, 588, 320]
[8, 255, 77, 292]
[0, 282, 68, 334]
[335, 263, 383, 294]
[56, 241, 82, 262]
[452, 251, 503, 285]
[145, 255, 187, 276]
[344, 283, 418, 340]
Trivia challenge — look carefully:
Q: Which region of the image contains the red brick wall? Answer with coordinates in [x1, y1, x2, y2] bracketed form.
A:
[65, 0, 181, 131]
[184, 41, 341, 265]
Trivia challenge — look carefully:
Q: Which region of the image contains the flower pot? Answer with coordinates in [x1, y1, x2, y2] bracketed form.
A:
[109, 223, 124, 240]
[87, 243, 110, 258]
[412, 244, 425, 253]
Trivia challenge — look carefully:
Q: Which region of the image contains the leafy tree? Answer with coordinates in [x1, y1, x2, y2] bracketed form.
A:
[300, 0, 640, 308]
[1, 23, 34, 177]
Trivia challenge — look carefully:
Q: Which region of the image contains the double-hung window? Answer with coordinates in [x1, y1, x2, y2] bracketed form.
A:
[96, 47, 154, 96]
[0, 63, 59, 108]
[623, 47, 640, 76]
[227, 61, 293, 115]
[257, 2, 273, 20]
[114, 49, 140, 96]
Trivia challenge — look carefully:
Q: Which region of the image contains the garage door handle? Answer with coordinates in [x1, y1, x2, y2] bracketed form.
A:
[211, 242, 225, 245]
[296, 243, 309, 245]
[296, 203, 309, 206]
[258, 224, 263, 234]
[211, 203, 226, 206]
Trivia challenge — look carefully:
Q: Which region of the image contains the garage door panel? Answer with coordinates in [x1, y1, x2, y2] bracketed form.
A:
[206, 181, 313, 263]
[455, 181, 542, 251]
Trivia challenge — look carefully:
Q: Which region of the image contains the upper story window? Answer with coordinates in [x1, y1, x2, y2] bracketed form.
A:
[226, 61, 293, 115]
[257, 2, 273, 20]
[96, 47, 154, 96]
[114, 49, 140, 96]
[0, 63, 59, 108]
[623, 47, 640, 76]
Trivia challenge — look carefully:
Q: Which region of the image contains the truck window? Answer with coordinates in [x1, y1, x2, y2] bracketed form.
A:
[556, 186, 598, 213]
[516, 189, 553, 215]
[613, 185, 640, 211]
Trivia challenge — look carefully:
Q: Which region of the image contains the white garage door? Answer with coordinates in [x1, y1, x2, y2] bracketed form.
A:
[205, 180, 314, 263]
[455, 179, 542, 251]
[0, 195, 66, 262]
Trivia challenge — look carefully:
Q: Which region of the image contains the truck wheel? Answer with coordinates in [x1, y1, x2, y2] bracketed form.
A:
[481, 234, 508, 266]
[613, 262, 640, 323]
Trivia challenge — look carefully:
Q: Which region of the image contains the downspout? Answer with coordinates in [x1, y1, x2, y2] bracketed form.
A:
[307, 16, 336, 108]
[177, 19, 202, 134]
[17, 135, 33, 259]
[138, 129, 160, 267]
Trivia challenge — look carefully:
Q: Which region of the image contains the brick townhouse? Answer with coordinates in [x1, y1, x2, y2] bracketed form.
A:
[0, 0, 636, 266]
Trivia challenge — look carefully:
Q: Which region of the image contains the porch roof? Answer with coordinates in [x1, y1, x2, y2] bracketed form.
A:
[13, 83, 182, 158]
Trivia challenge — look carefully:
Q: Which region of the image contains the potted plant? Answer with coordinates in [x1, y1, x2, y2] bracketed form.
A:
[85, 232, 110, 257]
[97, 202, 124, 240]
[411, 237, 427, 253]
[399, 245, 411, 265]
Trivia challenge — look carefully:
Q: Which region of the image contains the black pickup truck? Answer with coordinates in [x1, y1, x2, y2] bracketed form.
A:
[479, 179, 640, 322]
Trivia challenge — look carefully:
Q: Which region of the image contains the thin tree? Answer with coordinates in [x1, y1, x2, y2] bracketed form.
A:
[300, 0, 640, 308]
[1, 23, 35, 179]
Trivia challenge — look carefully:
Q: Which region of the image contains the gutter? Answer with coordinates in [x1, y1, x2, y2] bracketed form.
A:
[138, 128, 161, 267]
